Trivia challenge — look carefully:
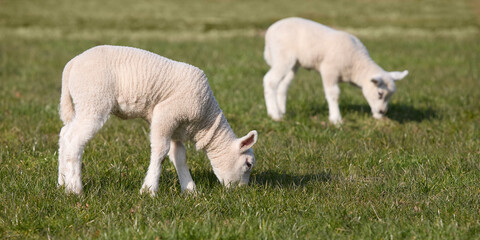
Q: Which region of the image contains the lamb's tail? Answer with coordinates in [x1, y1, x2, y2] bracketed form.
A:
[263, 28, 273, 67]
[263, 41, 272, 67]
[59, 59, 75, 124]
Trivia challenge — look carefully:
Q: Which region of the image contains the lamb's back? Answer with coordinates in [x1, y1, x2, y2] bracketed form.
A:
[266, 18, 369, 69]
[71, 45, 213, 121]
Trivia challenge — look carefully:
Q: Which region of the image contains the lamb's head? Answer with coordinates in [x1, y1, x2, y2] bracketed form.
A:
[363, 70, 408, 119]
[210, 130, 258, 187]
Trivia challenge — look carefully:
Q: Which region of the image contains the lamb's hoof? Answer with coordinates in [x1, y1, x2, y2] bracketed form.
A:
[268, 113, 283, 121]
[182, 188, 197, 196]
[64, 184, 83, 195]
[57, 178, 65, 188]
[182, 184, 198, 196]
[181, 183, 197, 195]
[140, 185, 157, 197]
[329, 118, 343, 126]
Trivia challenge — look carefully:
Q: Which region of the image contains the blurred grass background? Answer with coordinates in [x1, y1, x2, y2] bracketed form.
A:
[0, 0, 479, 239]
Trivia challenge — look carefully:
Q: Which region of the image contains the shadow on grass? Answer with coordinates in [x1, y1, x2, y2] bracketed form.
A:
[252, 170, 332, 187]
[341, 103, 438, 123]
[191, 169, 332, 189]
[288, 102, 437, 124]
[77, 167, 333, 195]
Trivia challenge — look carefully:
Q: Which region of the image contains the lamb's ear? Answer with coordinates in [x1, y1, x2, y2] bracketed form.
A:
[389, 70, 409, 81]
[238, 130, 258, 152]
[371, 75, 383, 86]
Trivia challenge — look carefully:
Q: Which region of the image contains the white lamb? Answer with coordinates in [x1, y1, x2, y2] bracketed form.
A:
[263, 17, 409, 124]
[58, 45, 258, 196]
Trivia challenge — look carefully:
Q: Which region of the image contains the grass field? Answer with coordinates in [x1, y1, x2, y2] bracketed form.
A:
[1, 0, 479, 239]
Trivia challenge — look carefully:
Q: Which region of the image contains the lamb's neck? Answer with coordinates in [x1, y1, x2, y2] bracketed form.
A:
[351, 54, 384, 88]
[205, 115, 237, 162]
[194, 111, 236, 157]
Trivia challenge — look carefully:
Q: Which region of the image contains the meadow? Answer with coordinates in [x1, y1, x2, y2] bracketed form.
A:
[0, 0, 479, 238]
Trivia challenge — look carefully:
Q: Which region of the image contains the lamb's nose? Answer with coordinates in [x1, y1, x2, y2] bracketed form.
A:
[379, 110, 386, 115]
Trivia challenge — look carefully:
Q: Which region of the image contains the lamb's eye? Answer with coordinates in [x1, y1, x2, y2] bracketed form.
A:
[378, 92, 384, 99]
[245, 159, 252, 168]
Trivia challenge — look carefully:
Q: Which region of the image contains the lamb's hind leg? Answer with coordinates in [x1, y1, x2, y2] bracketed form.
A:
[140, 105, 177, 196]
[263, 58, 296, 121]
[58, 123, 71, 186]
[276, 65, 298, 116]
[61, 112, 109, 194]
[169, 141, 196, 193]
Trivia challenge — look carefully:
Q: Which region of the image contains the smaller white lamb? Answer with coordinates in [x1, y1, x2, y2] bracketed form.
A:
[58, 45, 258, 196]
[263, 17, 408, 124]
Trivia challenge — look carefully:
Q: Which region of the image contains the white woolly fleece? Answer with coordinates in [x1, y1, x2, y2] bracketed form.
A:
[263, 17, 408, 124]
[58, 45, 258, 195]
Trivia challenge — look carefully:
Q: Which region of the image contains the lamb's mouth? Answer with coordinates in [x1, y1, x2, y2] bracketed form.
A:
[373, 112, 385, 119]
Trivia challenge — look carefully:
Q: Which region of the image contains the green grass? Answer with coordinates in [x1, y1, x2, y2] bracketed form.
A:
[1, 0, 480, 239]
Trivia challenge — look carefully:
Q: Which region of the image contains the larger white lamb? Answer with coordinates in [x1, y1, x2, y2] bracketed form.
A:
[263, 17, 408, 124]
[58, 45, 258, 196]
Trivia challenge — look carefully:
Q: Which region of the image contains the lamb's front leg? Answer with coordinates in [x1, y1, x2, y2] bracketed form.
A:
[140, 135, 170, 196]
[169, 141, 196, 193]
[320, 69, 342, 125]
[140, 108, 176, 196]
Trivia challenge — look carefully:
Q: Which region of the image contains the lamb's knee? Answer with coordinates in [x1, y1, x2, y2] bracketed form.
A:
[64, 116, 106, 147]
[277, 71, 295, 94]
[324, 85, 340, 102]
[263, 70, 283, 92]
[151, 138, 170, 161]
